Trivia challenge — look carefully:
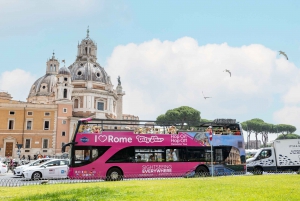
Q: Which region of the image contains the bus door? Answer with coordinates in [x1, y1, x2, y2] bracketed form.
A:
[72, 146, 110, 177]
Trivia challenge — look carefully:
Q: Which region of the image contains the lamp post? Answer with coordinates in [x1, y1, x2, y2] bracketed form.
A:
[16, 143, 23, 159]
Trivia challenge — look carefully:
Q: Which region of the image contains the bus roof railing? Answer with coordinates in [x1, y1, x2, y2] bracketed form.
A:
[78, 118, 239, 127]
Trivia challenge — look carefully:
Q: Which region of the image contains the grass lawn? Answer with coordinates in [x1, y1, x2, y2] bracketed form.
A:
[0, 175, 299, 201]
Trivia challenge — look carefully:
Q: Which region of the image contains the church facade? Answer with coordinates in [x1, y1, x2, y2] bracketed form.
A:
[0, 30, 138, 158]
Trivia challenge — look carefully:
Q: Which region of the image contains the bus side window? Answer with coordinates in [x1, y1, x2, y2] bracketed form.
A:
[107, 147, 135, 163]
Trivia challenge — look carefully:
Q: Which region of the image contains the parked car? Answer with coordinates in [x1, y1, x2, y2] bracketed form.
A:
[23, 159, 69, 180]
[0, 161, 7, 174]
[14, 158, 52, 177]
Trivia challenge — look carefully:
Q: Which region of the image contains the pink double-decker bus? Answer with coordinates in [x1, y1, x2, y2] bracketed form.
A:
[62, 118, 246, 180]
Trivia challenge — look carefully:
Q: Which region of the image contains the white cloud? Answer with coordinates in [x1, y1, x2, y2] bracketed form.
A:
[273, 106, 300, 133]
[282, 84, 300, 105]
[0, 69, 36, 101]
[106, 37, 300, 129]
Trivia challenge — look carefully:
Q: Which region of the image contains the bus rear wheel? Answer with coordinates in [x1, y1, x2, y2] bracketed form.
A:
[195, 166, 209, 177]
[106, 168, 123, 181]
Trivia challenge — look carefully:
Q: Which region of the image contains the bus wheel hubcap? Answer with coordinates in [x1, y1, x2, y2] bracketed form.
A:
[111, 172, 118, 179]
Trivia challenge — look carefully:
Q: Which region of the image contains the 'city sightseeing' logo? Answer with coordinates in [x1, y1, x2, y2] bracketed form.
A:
[136, 135, 164, 143]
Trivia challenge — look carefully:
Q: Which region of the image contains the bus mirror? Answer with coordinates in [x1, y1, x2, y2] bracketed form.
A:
[62, 146, 66, 153]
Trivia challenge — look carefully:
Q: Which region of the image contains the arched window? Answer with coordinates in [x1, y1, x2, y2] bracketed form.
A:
[85, 47, 87, 55]
[54, 65, 56, 71]
[74, 99, 79, 108]
[63, 89, 67, 98]
[50, 64, 53, 71]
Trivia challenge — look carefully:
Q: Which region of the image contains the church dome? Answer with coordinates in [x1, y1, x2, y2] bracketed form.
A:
[69, 61, 110, 84]
[58, 66, 71, 75]
[28, 74, 57, 98]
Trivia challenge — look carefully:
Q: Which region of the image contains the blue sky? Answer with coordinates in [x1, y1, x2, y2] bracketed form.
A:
[1, 0, 300, 141]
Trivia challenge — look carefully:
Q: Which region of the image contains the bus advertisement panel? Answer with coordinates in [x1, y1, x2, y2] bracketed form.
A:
[64, 119, 246, 180]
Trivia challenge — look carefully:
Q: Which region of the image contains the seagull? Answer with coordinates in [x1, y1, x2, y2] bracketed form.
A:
[202, 91, 212, 99]
[224, 69, 231, 77]
[279, 51, 288, 60]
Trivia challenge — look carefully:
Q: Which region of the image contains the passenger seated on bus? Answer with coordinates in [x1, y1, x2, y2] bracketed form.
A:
[155, 128, 159, 134]
[168, 126, 177, 134]
[215, 127, 222, 135]
[78, 125, 85, 133]
[148, 155, 155, 162]
[170, 149, 178, 161]
[221, 126, 227, 135]
[206, 126, 212, 133]
[234, 129, 241, 135]
[136, 155, 142, 162]
[145, 127, 152, 134]
[84, 152, 90, 161]
[83, 125, 91, 133]
[227, 128, 232, 135]
[92, 126, 101, 133]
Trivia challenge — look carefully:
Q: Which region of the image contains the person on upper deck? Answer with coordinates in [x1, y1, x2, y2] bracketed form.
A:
[234, 128, 241, 135]
[206, 126, 212, 133]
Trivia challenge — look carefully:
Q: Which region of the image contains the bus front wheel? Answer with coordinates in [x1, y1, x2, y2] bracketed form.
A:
[106, 168, 123, 181]
[195, 166, 209, 177]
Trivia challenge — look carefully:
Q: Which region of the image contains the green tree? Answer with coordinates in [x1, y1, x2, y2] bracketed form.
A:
[156, 106, 201, 129]
[260, 123, 273, 147]
[276, 133, 300, 140]
[241, 120, 255, 149]
[242, 119, 297, 148]
[242, 119, 264, 149]
[276, 124, 297, 138]
[156, 114, 167, 125]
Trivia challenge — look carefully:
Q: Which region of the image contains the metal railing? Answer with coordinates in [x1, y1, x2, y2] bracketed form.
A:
[0, 171, 299, 187]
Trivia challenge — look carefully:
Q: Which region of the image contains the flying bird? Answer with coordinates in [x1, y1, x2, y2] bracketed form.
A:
[224, 69, 231, 77]
[202, 91, 212, 100]
[279, 51, 288, 60]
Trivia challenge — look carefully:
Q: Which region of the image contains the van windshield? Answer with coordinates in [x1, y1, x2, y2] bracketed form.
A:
[253, 149, 262, 158]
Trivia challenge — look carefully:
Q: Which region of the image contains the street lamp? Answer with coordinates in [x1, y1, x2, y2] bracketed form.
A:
[16, 143, 23, 158]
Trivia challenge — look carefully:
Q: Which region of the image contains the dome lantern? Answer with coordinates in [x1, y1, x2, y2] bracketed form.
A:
[76, 27, 97, 62]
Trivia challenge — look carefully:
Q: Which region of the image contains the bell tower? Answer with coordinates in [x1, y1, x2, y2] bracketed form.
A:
[55, 61, 73, 102]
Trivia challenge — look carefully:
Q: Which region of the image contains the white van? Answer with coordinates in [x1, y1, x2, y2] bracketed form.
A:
[246, 139, 300, 174]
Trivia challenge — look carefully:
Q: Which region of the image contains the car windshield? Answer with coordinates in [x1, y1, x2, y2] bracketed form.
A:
[30, 160, 48, 166]
[41, 160, 67, 167]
